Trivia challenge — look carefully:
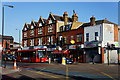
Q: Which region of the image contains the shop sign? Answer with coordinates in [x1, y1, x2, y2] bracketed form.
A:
[69, 45, 76, 49]
[84, 41, 101, 48]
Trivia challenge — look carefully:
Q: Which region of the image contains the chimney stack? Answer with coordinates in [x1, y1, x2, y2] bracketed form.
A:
[72, 13, 78, 22]
[90, 16, 96, 26]
[63, 12, 68, 25]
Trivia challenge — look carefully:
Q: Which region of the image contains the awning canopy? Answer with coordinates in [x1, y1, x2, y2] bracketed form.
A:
[52, 49, 70, 54]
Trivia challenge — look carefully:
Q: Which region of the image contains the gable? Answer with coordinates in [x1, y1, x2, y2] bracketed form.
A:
[23, 23, 28, 31]
[48, 13, 55, 21]
[39, 17, 45, 24]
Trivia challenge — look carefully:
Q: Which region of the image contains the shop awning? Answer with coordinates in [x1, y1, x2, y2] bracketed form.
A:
[52, 49, 70, 54]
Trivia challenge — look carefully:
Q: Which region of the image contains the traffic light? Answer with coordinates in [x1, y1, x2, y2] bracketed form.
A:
[111, 44, 115, 49]
[107, 43, 115, 50]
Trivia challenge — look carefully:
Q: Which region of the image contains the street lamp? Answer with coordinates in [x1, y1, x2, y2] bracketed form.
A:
[2, 5, 14, 68]
[2, 5, 14, 53]
[16, 29, 21, 48]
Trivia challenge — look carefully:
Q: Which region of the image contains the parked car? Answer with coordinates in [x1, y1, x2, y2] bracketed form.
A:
[66, 58, 73, 64]
[4, 54, 16, 61]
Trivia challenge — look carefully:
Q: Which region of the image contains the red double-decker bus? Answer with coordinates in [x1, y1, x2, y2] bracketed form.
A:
[15, 48, 48, 62]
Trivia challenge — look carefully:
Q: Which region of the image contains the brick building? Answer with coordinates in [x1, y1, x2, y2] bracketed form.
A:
[0, 35, 21, 54]
[22, 12, 77, 48]
[0, 35, 14, 51]
[22, 12, 119, 63]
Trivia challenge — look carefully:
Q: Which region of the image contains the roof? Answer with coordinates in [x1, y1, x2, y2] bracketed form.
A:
[53, 15, 73, 22]
[81, 19, 118, 27]
[71, 22, 83, 30]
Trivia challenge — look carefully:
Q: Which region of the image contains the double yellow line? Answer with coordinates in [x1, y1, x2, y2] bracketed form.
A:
[27, 70, 65, 80]
[90, 67, 116, 80]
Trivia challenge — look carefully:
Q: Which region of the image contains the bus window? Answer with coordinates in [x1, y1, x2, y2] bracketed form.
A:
[37, 51, 44, 58]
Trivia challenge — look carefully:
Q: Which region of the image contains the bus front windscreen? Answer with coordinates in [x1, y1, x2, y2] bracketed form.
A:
[37, 50, 46, 58]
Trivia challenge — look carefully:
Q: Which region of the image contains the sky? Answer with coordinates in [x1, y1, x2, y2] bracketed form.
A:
[0, 2, 118, 43]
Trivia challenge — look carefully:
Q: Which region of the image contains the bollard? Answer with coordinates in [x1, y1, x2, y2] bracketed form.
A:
[49, 58, 51, 64]
[74, 58, 76, 63]
[14, 60, 17, 69]
[62, 57, 66, 65]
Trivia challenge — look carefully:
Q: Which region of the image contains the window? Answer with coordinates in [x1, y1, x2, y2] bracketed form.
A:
[30, 39, 34, 46]
[59, 35, 62, 41]
[86, 33, 89, 42]
[65, 25, 70, 31]
[51, 36, 54, 45]
[39, 23, 42, 27]
[70, 36, 74, 40]
[38, 38, 42, 45]
[30, 30, 34, 36]
[24, 40, 27, 47]
[31, 25, 34, 29]
[24, 27, 27, 31]
[60, 26, 63, 32]
[95, 32, 98, 40]
[24, 32, 27, 37]
[64, 37, 67, 44]
[77, 34, 82, 42]
[49, 19, 52, 24]
[47, 36, 51, 45]
[48, 25, 53, 33]
[38, 28, 42, 34]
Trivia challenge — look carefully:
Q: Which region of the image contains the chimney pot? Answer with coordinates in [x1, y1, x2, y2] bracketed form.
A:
[90, 16, 96, 26]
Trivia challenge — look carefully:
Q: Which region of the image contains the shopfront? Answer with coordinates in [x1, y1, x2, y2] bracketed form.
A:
[84, 41, 102, 63]
[51, 49, 70, 63]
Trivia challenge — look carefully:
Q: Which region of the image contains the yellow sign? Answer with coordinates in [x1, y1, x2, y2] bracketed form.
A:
[70, 40, 75, 44]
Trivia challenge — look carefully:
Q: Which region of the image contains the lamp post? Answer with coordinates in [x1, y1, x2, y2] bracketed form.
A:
[2, 5, 14, 53]
[16, 29, 21, 48]
[2, 5, 14, 68]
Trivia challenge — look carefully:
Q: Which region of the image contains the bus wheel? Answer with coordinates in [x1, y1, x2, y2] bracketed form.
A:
[29, 59, 32, 63]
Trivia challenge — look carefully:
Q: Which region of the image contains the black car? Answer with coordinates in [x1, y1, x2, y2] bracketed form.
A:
[66, 58, 73, 64]
[7, 55, 16, 61]
[3, 54, 16, 61]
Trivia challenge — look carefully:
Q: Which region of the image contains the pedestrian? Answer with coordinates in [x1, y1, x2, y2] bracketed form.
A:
[91, 55, 94, 64]
[3, 57, 7, 68]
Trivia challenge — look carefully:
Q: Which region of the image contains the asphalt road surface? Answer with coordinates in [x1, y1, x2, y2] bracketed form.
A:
[2, 61, 120, 80]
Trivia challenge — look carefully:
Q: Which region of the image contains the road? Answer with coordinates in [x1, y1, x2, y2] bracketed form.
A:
[2, 61, 120, 80]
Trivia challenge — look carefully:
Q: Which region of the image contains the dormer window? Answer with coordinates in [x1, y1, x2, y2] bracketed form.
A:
[38, 28, 42, 34]
[39, 23, 42, 27]
[49, 19, 52, 24]
[60, 26, 63, 32]
[24, 27, 27, 31]
[30, 30, 34, 36]
[48, 25, 53, 33]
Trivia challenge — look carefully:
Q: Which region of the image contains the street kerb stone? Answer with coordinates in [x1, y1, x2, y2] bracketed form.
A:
[2, 67, 21, 75]
[0, 67, 2, 80]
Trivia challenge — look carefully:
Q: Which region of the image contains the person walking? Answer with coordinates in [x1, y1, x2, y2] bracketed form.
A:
[91, 55, 95, 64]
[3, 57, 7, 68]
